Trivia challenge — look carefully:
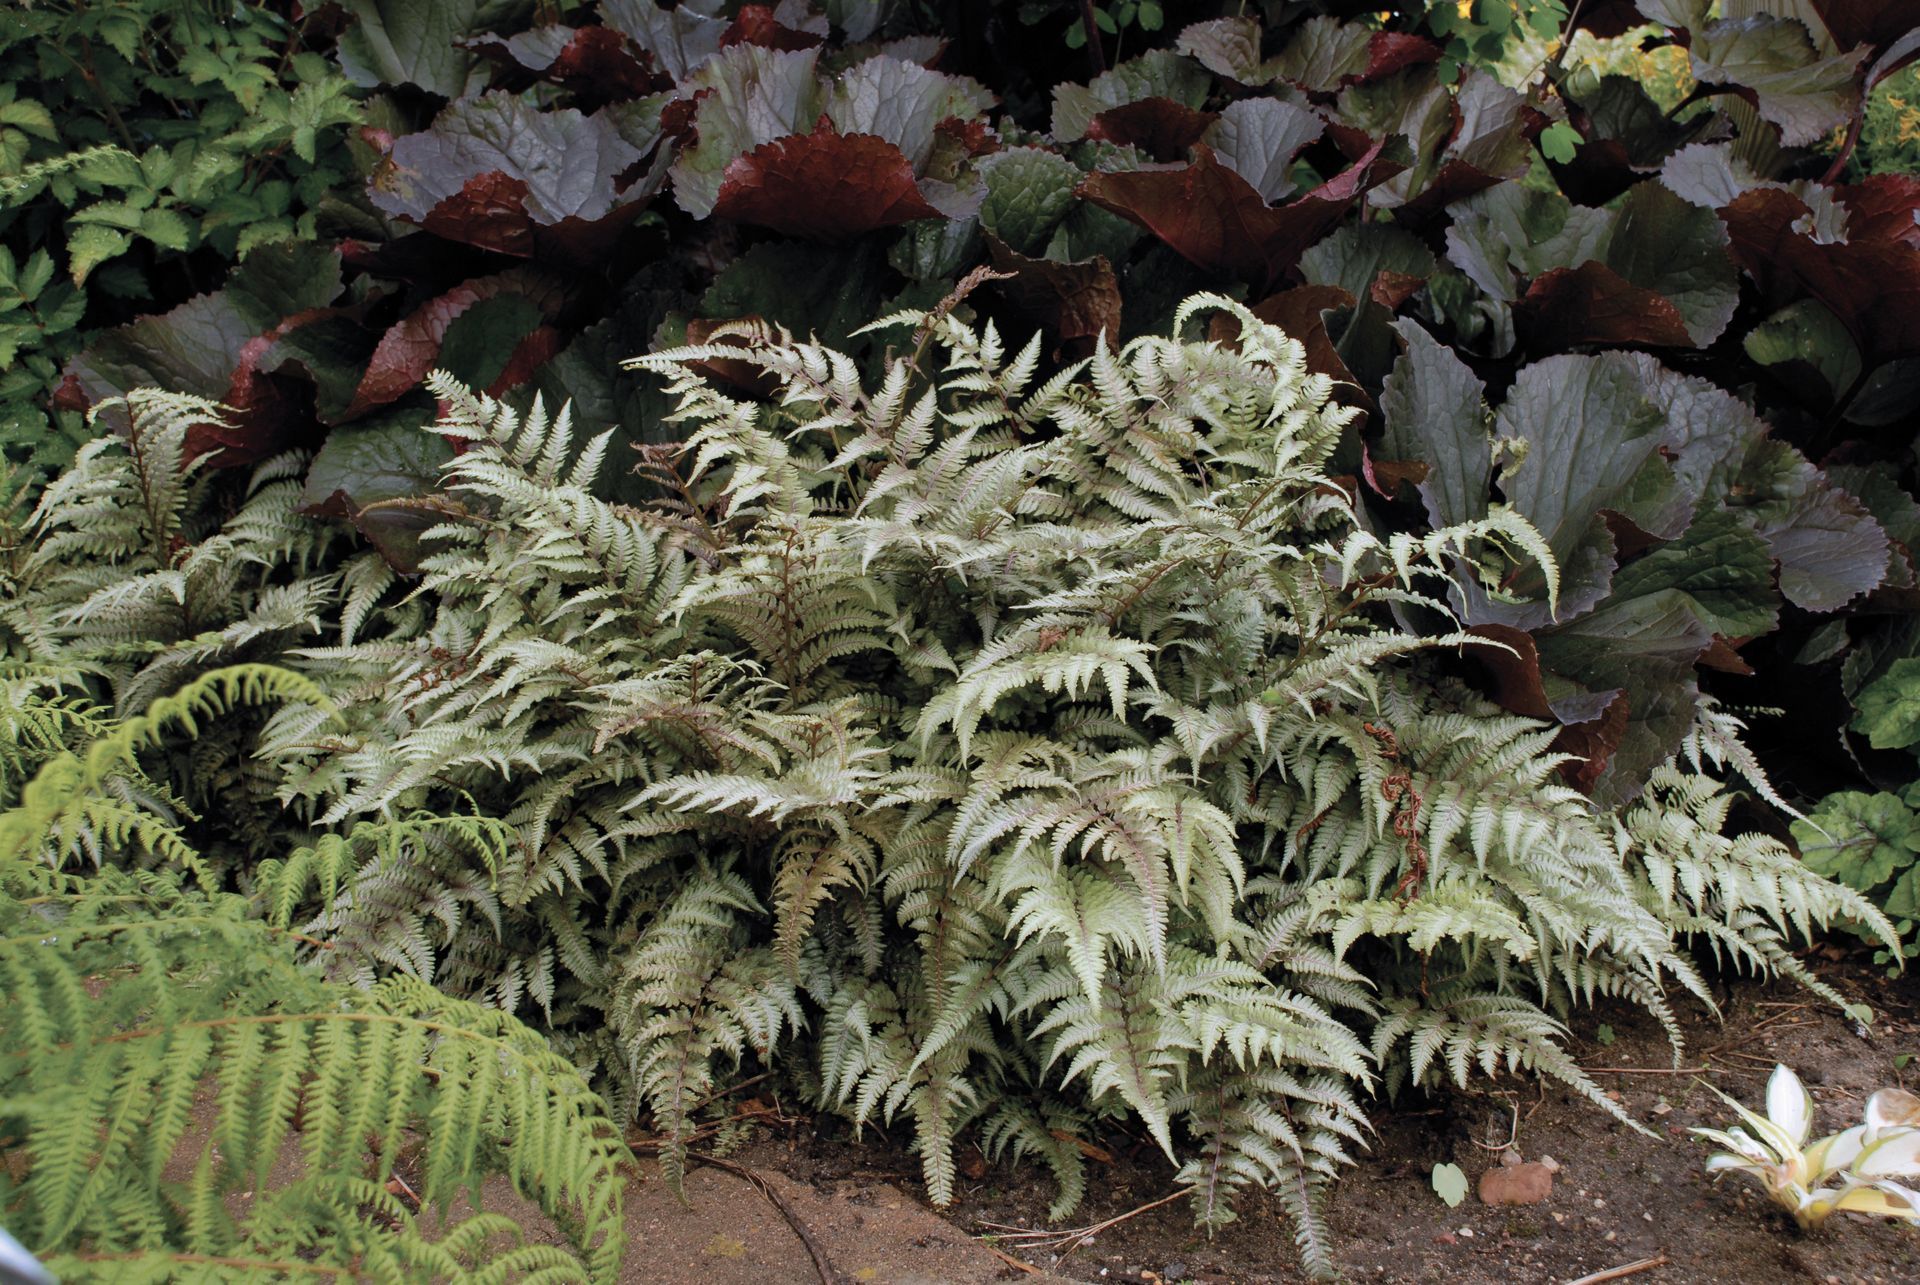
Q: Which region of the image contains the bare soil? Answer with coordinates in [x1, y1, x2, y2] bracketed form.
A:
[612, 954, 1920, 1285]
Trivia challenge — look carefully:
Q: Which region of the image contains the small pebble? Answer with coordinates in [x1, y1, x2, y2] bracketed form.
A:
[1538, 1155, 1561, 1173]
[1593, 1198, 1606, 1209]
[1459, 1228, 1474, 1238]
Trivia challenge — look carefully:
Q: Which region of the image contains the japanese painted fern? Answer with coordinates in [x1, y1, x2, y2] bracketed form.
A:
[238, 296, 1888, 1277]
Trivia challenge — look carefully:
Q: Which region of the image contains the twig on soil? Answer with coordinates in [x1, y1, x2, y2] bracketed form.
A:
[1583, 1066, 1712, 1075]
[1469, 1097, 1520, 1153]
[1698, 1018, 1815, 1061]
[1562, 1254, 1667, 1284]
[982, 1242, 1041, 1274]
[686, 1153, 839, 1285]
[685, 1070, 775, 1114]
[977, 1188, 1188, 1261]
[1717, 1049, 1785, 1066]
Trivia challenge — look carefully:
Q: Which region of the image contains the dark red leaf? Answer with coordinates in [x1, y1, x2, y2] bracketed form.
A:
[1077, 140, 1403, 293]
[1464, 624, 1554, 720]
[1724, 176, 1920, 365]
[1246, 284, 1363, 388]
[212, 305, 355, 466]
[934, 116, 999, 158]
[549, 26, 665, 101]
[712, 121, 946, 242]
[50, 373, 88, 413]
[1359, 439, 1432, 499]
[1085, 98, 1220, 163]
[1370, 455, 1432, 497]
[468, 25, 663, 102]
[1515, 262, 1695, 352]
[1552, 690, 1631, 793]
[1698, 635, 1756, 674]
[1807, 0, 1920, 57]
[485, 325, 567, 396]
[985, 236, 1122, 358]
[1363, 31, 1443, 82]
[347, 269, 567, 419]
[1569, 0, 1649, 38]
[661, 89, 712, 145]
[1395, 150, 1539, 226]
[415, 170, 539, 258]
[369, 93, 661, 263]
[720, 5, 826, 52]
[1370, 269, 1426, 310]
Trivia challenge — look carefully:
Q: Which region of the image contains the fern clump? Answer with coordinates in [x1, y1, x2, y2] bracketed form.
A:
[0, 663, 631, 1282]
[227, 293, 1886, 1276]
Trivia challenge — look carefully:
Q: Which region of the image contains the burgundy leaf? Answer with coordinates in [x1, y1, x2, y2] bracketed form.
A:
[1724, 176, 1920, 366]
[467, 25, 663, 102]
[369, 93, 661, 263]
[934, 116, 999, 158]
[1569, 0, 1652, 38]
[417, 170, 540, 257]
[1077, 140, 1403, 293]
[1807, 0, 1920, 57]
[347, 269, 567, 419]
[1363, 31, 1444, 83]
[1370, 270, 1425, 310]
[1515, 261, 1696, 352]
[1085, 98, 1220, 162]
[985, 236, 1122, 358]
[548, 26, 664, 100]
[1552, 690, 1632, 793]
[1698, 635, 1756, 674]
[213, 306, 358, 466]
[721, 4, 827, 52]
[661, 88, 712, 145]
[486, 325, 567, 396]
[712, 121, 947, 241]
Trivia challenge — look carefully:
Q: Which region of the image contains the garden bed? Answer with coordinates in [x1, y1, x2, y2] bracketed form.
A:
[640, 958, 1920, 1284]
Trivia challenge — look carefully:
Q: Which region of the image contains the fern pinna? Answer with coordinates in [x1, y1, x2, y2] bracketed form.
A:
[233, 293, 1888, 1276]
[0, 664, 631, 1282]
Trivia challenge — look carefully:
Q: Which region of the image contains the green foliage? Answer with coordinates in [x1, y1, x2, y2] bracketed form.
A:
[0, 664, 630, 1282]
[1793, 790, 1920, 968]
[0, 0, 360, 482]
[1858, 64, 1920, 177]
[1791, 662, 1920, 970]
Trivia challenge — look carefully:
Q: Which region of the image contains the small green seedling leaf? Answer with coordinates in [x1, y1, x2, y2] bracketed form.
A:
[1596, 1023, 1616, 1046]
[1539, 120, 1581, 164]
[1847, 1003, 1875, 1027]
[1432, 1162, 1468, 1208]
